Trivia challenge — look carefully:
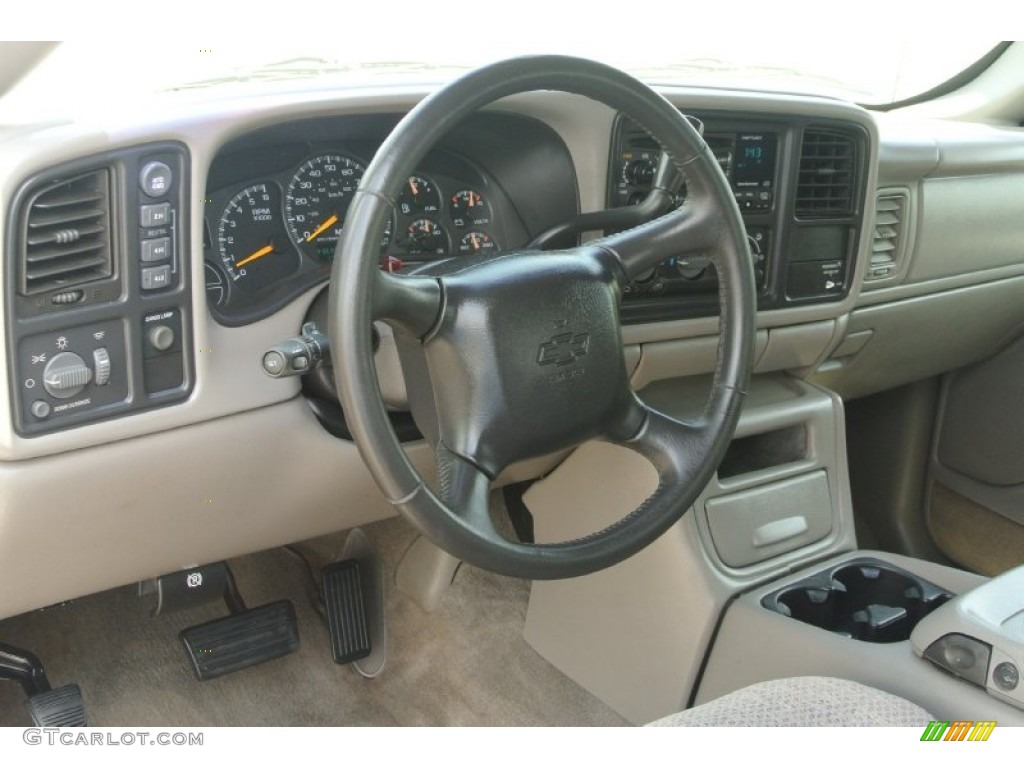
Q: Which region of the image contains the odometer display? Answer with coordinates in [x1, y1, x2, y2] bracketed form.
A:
[285, 153, 366, 259]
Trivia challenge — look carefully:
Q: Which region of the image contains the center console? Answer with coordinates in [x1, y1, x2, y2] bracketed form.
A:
[522, 369, 1024, 726]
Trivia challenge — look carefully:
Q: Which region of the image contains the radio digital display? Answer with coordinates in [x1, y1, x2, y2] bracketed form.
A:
[732, 134, 777, 188]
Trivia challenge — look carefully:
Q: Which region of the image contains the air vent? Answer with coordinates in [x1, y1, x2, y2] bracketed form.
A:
[867, 191, 908, 282]
[796, 129, 856, 217]
[19, 169, 113, 296]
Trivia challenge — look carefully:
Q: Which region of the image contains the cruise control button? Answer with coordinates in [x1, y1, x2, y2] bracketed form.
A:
[140, 203, 170, 228]
[141, 265, 172, 291]
[139, 161, 173, 197]
[141, 237, 171, 263]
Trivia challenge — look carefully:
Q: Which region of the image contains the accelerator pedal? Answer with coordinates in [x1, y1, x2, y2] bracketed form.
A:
[26, 684, 87, 727]
[323, 560, 372, 666]
[181, 600, 299, 681]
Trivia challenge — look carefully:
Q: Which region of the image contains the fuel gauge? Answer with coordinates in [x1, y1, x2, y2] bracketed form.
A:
[399, 175, 441, 215]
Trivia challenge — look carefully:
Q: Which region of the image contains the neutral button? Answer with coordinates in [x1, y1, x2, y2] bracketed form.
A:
[141, 265, 172, 291]
[140, 203, 171, 228]
[140, 161, 173, 198]
[141, 237, 171, 263]
[30, 400, 51, 419]
[148, 325, 175, 352]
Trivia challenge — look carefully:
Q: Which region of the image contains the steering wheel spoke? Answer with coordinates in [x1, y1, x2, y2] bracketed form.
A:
[593, 198, 721, 283]
[435, 445, 501, 542]
[606, 398, 711, 486]
[372, 270, 443, 339]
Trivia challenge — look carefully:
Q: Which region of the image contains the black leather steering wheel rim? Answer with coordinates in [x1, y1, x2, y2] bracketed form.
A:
[329, 55, 756, 580]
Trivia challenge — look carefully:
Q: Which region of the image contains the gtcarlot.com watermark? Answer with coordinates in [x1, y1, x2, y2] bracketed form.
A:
[23, 729, 203, 747]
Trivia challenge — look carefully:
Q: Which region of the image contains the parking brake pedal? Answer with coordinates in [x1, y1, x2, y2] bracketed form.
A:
[149, 563, 300, 681]
[26, 684, 87, 727]
[0, 642, 87, 726]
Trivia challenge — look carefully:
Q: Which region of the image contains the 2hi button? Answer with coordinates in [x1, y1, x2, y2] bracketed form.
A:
[149, 325, 175, 352]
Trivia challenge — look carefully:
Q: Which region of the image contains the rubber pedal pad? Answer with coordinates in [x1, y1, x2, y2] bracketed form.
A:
[180, 600, 299, 681]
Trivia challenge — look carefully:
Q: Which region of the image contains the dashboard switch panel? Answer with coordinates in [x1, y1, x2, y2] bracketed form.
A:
[6, 142, 193, 436]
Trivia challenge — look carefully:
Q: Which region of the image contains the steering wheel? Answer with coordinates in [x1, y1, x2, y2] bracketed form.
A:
[328, 56, 756, 580]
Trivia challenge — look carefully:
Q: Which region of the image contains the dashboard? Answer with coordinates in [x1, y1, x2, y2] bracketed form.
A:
[4, 72, 1024, 626]
[2, 103, 873, 438]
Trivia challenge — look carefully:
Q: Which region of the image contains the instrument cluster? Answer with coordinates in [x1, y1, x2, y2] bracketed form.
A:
[204, 143, 518, 326]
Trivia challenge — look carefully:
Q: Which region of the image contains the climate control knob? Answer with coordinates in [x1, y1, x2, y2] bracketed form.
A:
[42, 351, 92, 399]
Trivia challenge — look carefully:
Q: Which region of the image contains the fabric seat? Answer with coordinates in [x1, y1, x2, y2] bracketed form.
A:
[647, 677, 934, 727]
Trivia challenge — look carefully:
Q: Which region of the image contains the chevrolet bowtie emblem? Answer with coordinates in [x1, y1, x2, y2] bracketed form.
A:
[537, 331, 590, 367]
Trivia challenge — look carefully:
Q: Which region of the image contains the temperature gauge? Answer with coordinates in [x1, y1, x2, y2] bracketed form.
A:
[458, 231, 497, 256]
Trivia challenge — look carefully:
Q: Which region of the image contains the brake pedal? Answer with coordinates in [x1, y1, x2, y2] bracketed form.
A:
[26, 684, 87, 727]
[181, 601, 299, 681]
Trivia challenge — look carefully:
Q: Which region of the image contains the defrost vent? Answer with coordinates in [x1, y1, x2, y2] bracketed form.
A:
[18, 169, 114, 295]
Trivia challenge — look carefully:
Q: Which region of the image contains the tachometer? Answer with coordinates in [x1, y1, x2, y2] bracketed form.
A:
[285, 153, 366, 260]
[216, 184, 299, 292]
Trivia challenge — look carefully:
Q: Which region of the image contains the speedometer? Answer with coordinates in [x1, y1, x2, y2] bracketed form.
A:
[285, 154, 366, 260]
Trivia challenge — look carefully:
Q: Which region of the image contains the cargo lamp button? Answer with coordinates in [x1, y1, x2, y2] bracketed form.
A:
[148, 325, 175, 352]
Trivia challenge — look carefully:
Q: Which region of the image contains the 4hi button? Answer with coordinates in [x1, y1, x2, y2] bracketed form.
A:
[149, 325, 175, 352]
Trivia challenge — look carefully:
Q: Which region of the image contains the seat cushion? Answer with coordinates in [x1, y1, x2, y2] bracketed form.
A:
[647, 676, 934, 727]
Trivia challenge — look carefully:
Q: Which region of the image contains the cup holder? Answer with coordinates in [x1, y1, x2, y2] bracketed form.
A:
[762, 558, 952, 643]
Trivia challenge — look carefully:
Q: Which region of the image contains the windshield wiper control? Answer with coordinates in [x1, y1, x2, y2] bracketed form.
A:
[262, 322, 330, 378]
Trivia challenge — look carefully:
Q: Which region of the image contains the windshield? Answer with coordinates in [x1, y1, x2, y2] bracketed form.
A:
[0, 34, 1000, 122]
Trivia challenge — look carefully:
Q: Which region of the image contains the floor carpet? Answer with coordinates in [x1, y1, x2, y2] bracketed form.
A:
[0, 517, 627, 727]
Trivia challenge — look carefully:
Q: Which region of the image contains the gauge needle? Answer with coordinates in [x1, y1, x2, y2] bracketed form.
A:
[306, 214, 339, 242]
[408, 178, 419, 197]
[235, 244, 274, 268]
